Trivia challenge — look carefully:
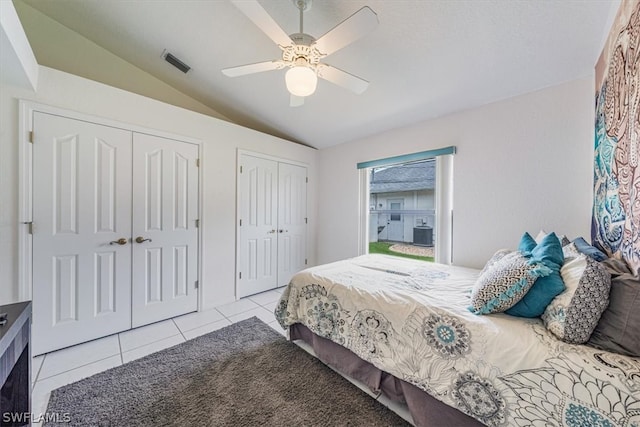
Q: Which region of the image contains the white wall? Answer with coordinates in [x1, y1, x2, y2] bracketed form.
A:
[0, 66, 317, 307]
[317, 77, 594, 269]
[13, 1, 230, 123]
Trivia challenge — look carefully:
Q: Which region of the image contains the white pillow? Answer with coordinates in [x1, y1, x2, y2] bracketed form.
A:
[534, 229, 548, 244]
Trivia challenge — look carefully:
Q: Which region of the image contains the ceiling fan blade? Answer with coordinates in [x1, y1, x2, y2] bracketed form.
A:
[222, 60, 285, 77]
[317, 64, 369, 94]
[290, 94, 305, 107]
[313, 6, 378, 56]
[231, 0, 293, 48]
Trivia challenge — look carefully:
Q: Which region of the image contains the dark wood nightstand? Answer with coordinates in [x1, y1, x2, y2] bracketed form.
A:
[0, 302, 31, 427]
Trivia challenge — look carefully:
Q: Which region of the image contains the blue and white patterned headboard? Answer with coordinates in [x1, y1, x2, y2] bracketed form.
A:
[593, 0, 640, 272]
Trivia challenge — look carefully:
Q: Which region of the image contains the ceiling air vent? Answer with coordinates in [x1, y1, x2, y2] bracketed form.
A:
[163, 51, 191, 73]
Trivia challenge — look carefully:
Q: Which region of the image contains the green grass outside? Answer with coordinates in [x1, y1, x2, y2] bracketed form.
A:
[368, 242, 434, 262]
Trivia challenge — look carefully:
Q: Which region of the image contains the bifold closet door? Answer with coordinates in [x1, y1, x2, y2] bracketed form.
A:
[131, 133, 199, 328]
[32, 112, 133, 355]
[31, 113, 200, 354]
[237, 154, 307, 298]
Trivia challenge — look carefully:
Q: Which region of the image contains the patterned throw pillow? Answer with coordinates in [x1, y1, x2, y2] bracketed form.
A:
[469, 252, 553, 315]
[479, 249, 513, 275]
[562, 242, 581, 259]
[541, 253, 611, 344]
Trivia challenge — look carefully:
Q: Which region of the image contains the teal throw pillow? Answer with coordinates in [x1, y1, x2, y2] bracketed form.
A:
[518, 232, 537, 255]
[530, 232, 564, 266]
[507, 232, 565, 318]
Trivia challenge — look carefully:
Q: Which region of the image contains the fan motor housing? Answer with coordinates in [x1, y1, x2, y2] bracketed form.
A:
[283, 34, 322, 65]
[289, 32, 315, 46]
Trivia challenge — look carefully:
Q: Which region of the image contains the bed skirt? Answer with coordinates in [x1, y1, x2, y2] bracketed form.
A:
[290, 323, 481, 427]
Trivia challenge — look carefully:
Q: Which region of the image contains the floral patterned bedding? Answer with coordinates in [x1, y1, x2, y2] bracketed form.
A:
[275, 254, 640, 426]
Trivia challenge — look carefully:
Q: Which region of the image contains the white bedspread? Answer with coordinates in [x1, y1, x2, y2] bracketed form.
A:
[275, 254, 640, 426]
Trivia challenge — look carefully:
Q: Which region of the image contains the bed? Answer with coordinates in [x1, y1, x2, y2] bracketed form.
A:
[275, 254, 640, 427]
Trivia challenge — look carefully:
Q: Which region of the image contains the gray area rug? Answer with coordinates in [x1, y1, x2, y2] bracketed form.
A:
[45, 317, 411, 426]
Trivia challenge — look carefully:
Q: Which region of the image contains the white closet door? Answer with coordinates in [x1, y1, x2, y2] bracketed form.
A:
[237, 155, 279, 297]
[32, 112, 132, 355]
[277, 163, 307, 286]
[131, 133, 199, 327]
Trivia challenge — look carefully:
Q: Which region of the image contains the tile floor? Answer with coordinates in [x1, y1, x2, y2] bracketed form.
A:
[30, 286, 413, 425]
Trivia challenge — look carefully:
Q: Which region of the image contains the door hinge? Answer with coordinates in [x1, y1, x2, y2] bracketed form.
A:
[195, 219, 200, 228]
[305, 217, 308, 224]
[23, 222, 33, 234]
[239, 219, 242, 226]
[196, 158, 200, 167]
[240, 165, 243, 173]
[195, 280, 199, 289]
[305, 177, 308, 183]
[29, 131, 34, 143]
[239, 272, 242, 279]
[305, 258, 308, 265]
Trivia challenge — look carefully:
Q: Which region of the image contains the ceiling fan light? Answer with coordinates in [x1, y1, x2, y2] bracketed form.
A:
[285, 66, 317, 97]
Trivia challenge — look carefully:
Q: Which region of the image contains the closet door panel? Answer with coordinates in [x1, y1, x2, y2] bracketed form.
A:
[32, 112, 132, 355]
[277, 163, 307, 286]
[131, 133, 199, 327]
[237, 155, 279, 297]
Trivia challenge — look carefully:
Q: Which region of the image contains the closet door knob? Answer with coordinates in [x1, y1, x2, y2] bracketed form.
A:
[135, 236, 152, 243]
[110, 238, 128, 245]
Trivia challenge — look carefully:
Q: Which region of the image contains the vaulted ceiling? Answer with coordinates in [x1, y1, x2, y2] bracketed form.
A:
[19, 0, 615, 149]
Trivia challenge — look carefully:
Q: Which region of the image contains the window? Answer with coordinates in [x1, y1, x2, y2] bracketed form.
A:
[357, 147, 454, 264]
[389, 202, 401, 221]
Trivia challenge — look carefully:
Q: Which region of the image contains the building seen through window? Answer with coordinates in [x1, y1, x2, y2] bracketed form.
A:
[368, 159, 435, 262]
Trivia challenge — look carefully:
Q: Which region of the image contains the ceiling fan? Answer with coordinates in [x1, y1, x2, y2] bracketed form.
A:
[222, 0, 378, 107]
